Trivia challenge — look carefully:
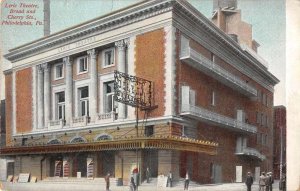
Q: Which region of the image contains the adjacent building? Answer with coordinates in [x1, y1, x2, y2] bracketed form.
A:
[273, 106, 286, 180]
[0, 0, 278, 184]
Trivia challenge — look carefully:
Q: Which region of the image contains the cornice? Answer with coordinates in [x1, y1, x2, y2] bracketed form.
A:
[4, 0, 175, 63]
[4, 0, 279, 87]
[3, 69, 13, 75]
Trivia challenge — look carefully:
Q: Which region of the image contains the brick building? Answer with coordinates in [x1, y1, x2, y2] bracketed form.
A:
[273, 106, 286, 180]
[0, 100, 5, 147]
[0, 0, 278, 184]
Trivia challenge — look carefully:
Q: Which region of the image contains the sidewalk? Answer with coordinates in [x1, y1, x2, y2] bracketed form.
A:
[1, 181, 280, 191]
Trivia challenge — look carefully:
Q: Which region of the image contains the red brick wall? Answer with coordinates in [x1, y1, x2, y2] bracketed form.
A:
[16, 68, 32, 133]
[135, 29, 165, 117]
[176, 30, 274, 183]
[5, 73, 12, 146]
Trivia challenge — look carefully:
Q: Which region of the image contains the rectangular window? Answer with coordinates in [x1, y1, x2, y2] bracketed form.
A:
[78, 56, 88, 74]
[257, 90, 261, 102]
[262, 93, 266, 105]
[79, 86, 89, 116]
[211, 53, 215, 63]
[211, 91, 215, 106]
[257, 133, 260, 144]
[256, 112, 260, 124]
[56, 91, 65, 120]
[104, 81, 115, 113]
[182, 126, 186, 137]
[103, 48, 115, 67]
[55, 63, 64, 80]
[261, 113, 264, 126]
[265, 135, 268, 145]
[144, 125, 154, 137]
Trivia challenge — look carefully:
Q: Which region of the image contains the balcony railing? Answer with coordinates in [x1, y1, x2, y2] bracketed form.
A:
[181, 104, 257, 134]
[180, 47, 257, 97]
[236, 147, 266, 161]
[72, 116, 89, 127]
[95, 112, 116, 124]
[48, 119, 65, 130]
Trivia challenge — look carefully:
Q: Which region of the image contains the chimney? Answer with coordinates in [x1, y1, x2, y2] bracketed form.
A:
[43, 0, 50, 36]
[213, 0, 237, 11]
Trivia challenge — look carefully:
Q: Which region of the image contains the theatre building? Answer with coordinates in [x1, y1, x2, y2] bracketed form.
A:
[0, 0, 278, 184]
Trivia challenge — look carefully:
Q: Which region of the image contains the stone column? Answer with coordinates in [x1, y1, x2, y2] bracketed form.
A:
[115, 40, 127, 119]
[43, 63, 51, 127]
[37, 65, 44, 128]
[88, 49, 98, 122]
[64, 56, 73, 126]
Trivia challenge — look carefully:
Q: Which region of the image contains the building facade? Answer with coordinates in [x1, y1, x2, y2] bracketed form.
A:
[0, 0, 278, 185]
[273, 106, 286, 180]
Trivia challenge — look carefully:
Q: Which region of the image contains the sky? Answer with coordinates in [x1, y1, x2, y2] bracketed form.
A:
[0, 0, 286, 106]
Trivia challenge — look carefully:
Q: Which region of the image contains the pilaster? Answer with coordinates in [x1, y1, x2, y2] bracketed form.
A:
[115, 40, 127, 120]
[87, 49, 98, 122]
[64, 56, 73, 126]
[37, 65, 44, 128]
[43, 63, 51, 127]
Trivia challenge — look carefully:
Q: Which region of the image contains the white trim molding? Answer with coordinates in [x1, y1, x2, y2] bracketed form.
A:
[164, 25, 176, 116]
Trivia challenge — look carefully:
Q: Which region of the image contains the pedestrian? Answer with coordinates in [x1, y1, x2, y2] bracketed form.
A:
[146, 167, 150, 183]
[259, 172, 266, 191]
[269, 172, 274, 191]
[184, 171, 189, 190]
[167, 171, 172, 187]
[281, 174, 286, 191]
[105, 172, 110, 191]
[265, 173, 270, 191]
[245, 172, 253, 191]
[130, 174, 136, 191]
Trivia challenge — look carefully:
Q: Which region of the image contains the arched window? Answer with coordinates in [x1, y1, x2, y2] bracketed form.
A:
[70, 136, 86, 143]
[47, 139, 62, 145]
[95, 134, 112, 141]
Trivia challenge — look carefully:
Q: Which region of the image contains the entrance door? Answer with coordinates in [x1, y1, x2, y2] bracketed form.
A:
[235, 166, 243, 182]
[7, 162, 14, 176]
[211, 164, 222, 183]
[143, 150, 158, 178]
[77, 155, 87, 177]
[97, 151, 115, 177]
[255, 167, 260, 183]
[214, 165, 222, 183]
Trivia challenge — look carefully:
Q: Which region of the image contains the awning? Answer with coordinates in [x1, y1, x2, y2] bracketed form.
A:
[0, 135, 218, 156]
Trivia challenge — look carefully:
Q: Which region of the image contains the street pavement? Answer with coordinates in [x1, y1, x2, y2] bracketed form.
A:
[1, 180, 281, 191]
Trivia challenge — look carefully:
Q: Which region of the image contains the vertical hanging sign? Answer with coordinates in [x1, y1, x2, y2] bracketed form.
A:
[63, 158, 70, 178]
[87, 157, 94, 179]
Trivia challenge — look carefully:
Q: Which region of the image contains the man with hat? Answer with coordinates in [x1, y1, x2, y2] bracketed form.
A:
[259, 172, 266, 191]
[245, 172, 254, 191]
[268, 172, 274, 191]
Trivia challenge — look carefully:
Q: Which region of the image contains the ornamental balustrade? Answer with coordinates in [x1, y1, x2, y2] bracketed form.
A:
[72, 116, 89, 127]
[48, 119, 65, 130]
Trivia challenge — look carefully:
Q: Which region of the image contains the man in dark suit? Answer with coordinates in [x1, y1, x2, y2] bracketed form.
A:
[245, 172, 254, 191]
